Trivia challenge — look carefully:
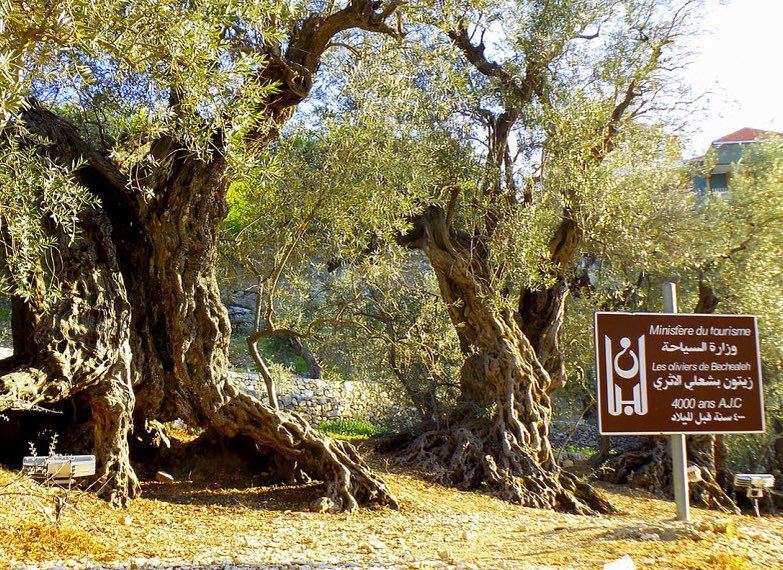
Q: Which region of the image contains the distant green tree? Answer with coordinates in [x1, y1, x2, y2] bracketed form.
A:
[221, 110, 462, 424]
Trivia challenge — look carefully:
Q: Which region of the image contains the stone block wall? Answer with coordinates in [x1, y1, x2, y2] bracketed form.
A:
[228, 371, 414, 426]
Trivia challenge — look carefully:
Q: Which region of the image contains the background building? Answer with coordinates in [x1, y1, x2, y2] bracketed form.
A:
[693, 127, 783, 192]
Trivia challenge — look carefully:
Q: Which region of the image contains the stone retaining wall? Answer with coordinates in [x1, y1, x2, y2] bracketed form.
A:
[228, 371, 413, 426]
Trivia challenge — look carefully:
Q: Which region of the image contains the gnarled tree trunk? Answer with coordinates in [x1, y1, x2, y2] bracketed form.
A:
[0, 208, 140, 504]
[596, 434, 737, 512]
[0, 1, 403, 510]
[0, 106, 396, 511]
[397, 206, 611, 514]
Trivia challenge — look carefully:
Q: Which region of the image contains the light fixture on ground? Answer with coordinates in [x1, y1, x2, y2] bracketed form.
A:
[733, 473, 775, 517]
[22, 454, 96, 484]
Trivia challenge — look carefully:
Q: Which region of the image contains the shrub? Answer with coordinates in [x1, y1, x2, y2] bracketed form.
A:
[318, 418, 386, 439]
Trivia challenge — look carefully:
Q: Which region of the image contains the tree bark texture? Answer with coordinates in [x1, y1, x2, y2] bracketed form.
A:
[397, 206, 612, 514]
[0, 105, 396, 510]
[0, 206, 140, 503]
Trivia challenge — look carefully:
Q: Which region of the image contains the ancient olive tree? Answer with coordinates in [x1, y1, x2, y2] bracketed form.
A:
[386, 0, 701, 514]
[0, 0, 404, 510]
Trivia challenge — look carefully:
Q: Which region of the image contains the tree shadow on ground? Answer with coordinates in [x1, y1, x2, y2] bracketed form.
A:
[140, 479, 328, 513]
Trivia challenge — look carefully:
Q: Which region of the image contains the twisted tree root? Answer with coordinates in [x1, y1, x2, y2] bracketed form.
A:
[210, 392, 398, 512]
[596, 437, 738, 513]
[397, 424, 613, 515]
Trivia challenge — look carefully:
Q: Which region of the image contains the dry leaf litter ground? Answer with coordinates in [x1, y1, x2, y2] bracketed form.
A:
[1, 439, 782, 570]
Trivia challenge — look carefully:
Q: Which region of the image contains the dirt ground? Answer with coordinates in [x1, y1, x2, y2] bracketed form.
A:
[1, 449, 782, 570]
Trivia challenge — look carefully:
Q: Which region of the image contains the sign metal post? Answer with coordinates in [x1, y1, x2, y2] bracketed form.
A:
[663, 282, 690, 522]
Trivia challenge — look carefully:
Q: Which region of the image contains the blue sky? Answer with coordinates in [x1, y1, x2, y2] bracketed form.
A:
[685, 0, 782, 153]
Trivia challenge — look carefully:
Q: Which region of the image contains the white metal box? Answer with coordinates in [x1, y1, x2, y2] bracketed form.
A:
[22, 455, 96, 480]
[734, 473, 775, 490]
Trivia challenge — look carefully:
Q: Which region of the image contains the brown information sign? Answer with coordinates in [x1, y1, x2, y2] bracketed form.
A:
[595, 312, 764, 435]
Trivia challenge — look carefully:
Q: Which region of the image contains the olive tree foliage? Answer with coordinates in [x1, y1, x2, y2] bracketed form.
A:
[320, 268, 464, 426]
[697, 139, 783, 343]
[0, 0, 287, 138]
[695, 139, 783, 474]
[0, 135, 96, 302]
[220, 45, 465, 421]
[0, 0, 285, 302]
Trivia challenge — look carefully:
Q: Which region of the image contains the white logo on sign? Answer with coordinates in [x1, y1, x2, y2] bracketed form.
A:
[605, 335, 648, 416]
